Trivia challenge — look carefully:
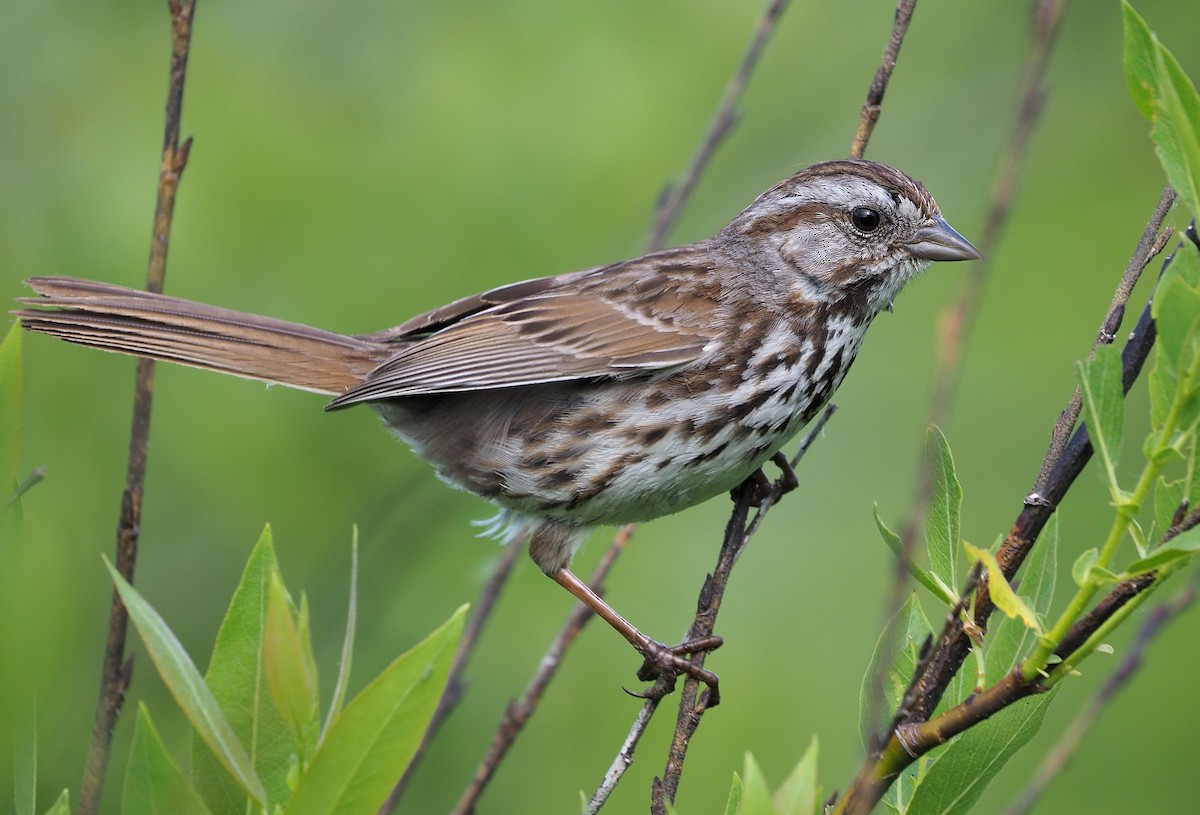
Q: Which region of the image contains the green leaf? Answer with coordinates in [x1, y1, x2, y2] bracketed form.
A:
[191, 527, 294, 813]
[122, 704, 213, 815]
[1149, 257, 1200, 437]
[1122, 0, 1157, 119]
[1123, 1, 1200, 218]
[1128, 525, 1200, 573]
[1072, 548, 1099, 588]
[875, 505, 956, 605]
[265, 571, 319, 742]
[1155, 34, 1200, 219]
[987, 516, 1058, 683]
[963, 542, 1040, 632]
[723, 773, 744, 815]
[281, 605, 466, 815]
[773, 737, 819, 815]
[1155, 477, 1186, 536]
[1077, 345, 1126, 499]
[41, 790, 69, 815]
[0, 324, 24, 493]
[103, 558, 268, 808]
[905, 688, 1058, 815]
[737, 753, 777, 815]
[924, 427, 962, 595]
[322, 528, 358, 742]
[859, 594, 933, 750]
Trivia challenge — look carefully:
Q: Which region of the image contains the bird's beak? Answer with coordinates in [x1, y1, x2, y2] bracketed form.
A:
[906, 217, 983, 262]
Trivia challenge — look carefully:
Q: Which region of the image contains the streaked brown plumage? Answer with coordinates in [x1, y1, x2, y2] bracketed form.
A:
[16, 159, 981, 692]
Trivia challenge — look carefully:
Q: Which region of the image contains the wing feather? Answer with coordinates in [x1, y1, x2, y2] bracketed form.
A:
[327, 289, 713, 408]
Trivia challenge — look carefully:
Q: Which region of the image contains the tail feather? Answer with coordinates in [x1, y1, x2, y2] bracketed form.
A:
[16, 276, 387, 396]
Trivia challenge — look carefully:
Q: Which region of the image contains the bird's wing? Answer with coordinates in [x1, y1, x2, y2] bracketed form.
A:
[328, 267, 718, 408]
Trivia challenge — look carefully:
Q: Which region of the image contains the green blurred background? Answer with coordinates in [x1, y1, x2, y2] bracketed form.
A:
[3, 1, 1199, 812]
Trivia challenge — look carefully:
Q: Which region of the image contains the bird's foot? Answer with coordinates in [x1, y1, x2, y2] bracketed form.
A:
[629, 635, 723, 706]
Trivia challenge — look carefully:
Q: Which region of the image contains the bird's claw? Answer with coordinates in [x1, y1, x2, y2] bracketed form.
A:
[632, 635, 723, 706]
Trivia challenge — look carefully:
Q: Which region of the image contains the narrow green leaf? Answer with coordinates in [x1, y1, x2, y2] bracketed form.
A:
[322, 528, 359, 742]
[1122, 0, 1157, 119]
[924, 427, 962, 595]
[0, 324, 24, 492]
[876, 505, 956, 605]
[859, 594, 934, 749]
[1155, 39, 1200, 218]
[122, 704, 213, 815]
[265, 571, 319, 742]
[723, 773, 744, 815]
[1123, 1, 1200, 218]
[1077, 346, 1125, 498]
[905, 688, 1058, 815]
[987, 516, 1058, 683]
[1147, 276, 1191, 431]
[191, 527, 294, 813]
[1128, 526, 1200, 573]
[282, 605, 467, 815]
[737, 753, 777, 815]
[104, 558, 268, 807]
[773, 737, 819, 815]
[13, 707, 35, 815]
[1072, 548, 1099, 588]
[41, 790, 69, 815]
[1149, 259, 1200, 436]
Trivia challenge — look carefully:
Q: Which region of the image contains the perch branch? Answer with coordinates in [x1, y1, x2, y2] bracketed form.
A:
[649, 407, 836, 814]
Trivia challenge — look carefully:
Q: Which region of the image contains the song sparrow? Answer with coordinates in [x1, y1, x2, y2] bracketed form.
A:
[17, 158, 980, 693]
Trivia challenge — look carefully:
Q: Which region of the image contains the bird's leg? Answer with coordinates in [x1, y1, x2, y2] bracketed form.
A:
[732, 451, 799, 507]
[549, 567, 722, 703]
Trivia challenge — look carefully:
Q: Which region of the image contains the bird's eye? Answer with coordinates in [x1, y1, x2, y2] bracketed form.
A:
[850, 207, 881, 232]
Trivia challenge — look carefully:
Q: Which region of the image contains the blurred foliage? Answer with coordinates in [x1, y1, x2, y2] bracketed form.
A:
[3, 1, 1200, 813]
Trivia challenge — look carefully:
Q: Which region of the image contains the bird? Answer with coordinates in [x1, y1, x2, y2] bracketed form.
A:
[16, 158, 981, 694]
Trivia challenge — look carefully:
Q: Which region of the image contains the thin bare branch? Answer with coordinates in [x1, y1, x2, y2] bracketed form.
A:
[79, 4, 195, 814]
[590, 410, 835, 813]
[647, 0, 792, 251]
[1032, 185, 1175, 494]
[589, 697, 663, 813]
[453, 527, 634, 815]
[381, 532, 524, 813]
[849, 0, 919, 158]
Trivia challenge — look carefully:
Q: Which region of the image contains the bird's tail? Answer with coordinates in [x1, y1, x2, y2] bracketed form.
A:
[15, 276, 387, 396]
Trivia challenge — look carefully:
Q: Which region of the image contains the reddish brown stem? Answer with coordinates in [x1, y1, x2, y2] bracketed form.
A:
[78, 4, 195, 815]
